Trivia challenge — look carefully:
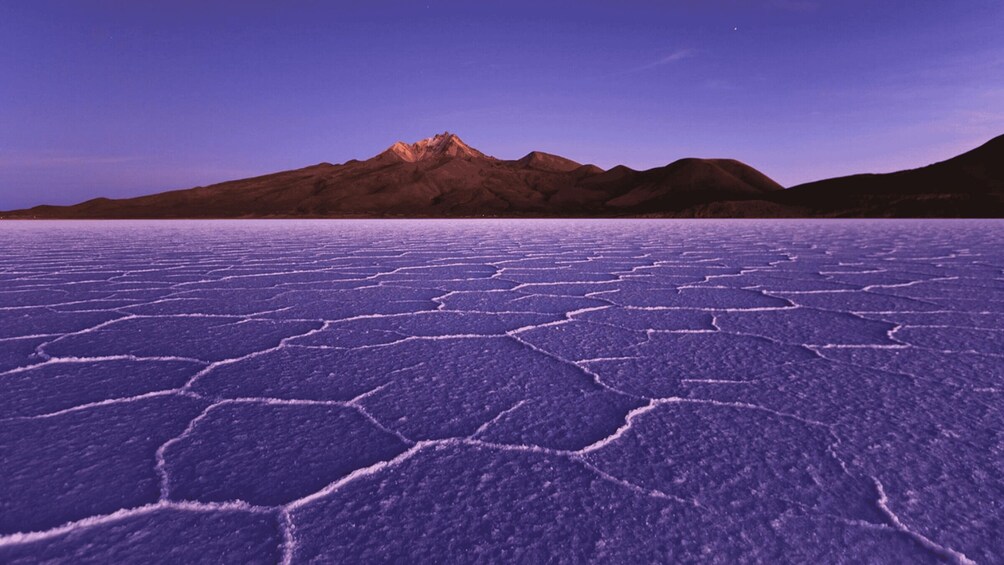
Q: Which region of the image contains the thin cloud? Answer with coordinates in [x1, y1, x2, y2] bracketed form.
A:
[629, 48, 698, 73]
[0, 154, 142, 168]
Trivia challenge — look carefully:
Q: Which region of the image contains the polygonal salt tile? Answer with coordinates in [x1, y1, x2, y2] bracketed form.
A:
[163, 402, 409, 505]
[715, 307, 897, 346]
[0, 507, 283, 564]
[1, 359, 204, 418]
[44, 317, 321, 362]
[0, 395, 207, 535]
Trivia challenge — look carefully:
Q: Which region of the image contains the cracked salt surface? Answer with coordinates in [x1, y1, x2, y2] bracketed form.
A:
[0, 219, 1001, 564]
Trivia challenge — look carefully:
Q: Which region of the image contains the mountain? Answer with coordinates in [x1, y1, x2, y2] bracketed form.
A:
[769, 134, 1004, 217]
[379, 132, 490, 162]
[3, 132, 783, 219]
[4, 132, 1002, 219]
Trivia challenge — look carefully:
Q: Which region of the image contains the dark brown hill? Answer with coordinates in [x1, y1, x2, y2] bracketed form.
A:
[4, 132, 785, 219]
[589, 158, 782, 213]
[771, 134, 1004, 217]
[516, 151, 584, 173]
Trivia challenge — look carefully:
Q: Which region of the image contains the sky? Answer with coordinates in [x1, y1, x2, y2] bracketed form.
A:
[1, 0, 1003, 209]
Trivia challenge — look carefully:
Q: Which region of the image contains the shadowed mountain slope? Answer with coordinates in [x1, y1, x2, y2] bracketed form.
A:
[770, 134, 1004, 217]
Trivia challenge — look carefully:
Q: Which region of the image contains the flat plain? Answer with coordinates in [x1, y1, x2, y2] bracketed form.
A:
[0, 219, 1001, 563]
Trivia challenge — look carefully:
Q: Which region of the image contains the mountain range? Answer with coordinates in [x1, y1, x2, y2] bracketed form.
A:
[4, 132, 1003, 218]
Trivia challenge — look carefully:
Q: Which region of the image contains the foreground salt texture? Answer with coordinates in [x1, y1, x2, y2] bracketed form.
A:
[0, 220, 1001, 564]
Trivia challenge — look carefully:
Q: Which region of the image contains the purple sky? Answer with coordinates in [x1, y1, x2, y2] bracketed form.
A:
[1, 1, 1002, 209]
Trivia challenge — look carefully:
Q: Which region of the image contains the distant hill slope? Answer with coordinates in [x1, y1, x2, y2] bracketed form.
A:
[2, 132, 783, 219]
[771, 134, 1004, 217]
[4, 132, 1003, 218]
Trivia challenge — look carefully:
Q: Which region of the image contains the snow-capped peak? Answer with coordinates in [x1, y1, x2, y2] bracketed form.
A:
[384, 132, 489, 162]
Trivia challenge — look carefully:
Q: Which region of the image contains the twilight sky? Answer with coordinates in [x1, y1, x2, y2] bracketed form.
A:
[1, 1, 1002, 209]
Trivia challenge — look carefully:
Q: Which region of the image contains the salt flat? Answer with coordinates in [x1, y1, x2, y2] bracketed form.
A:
[0, 219, 1001, 563]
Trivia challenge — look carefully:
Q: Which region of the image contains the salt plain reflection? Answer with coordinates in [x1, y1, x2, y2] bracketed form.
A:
[1, 220, 1002, 564]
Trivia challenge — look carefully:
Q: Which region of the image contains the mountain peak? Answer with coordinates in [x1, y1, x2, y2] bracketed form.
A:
[383, 132, 490, 162]
[516, 151, 584, 172]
